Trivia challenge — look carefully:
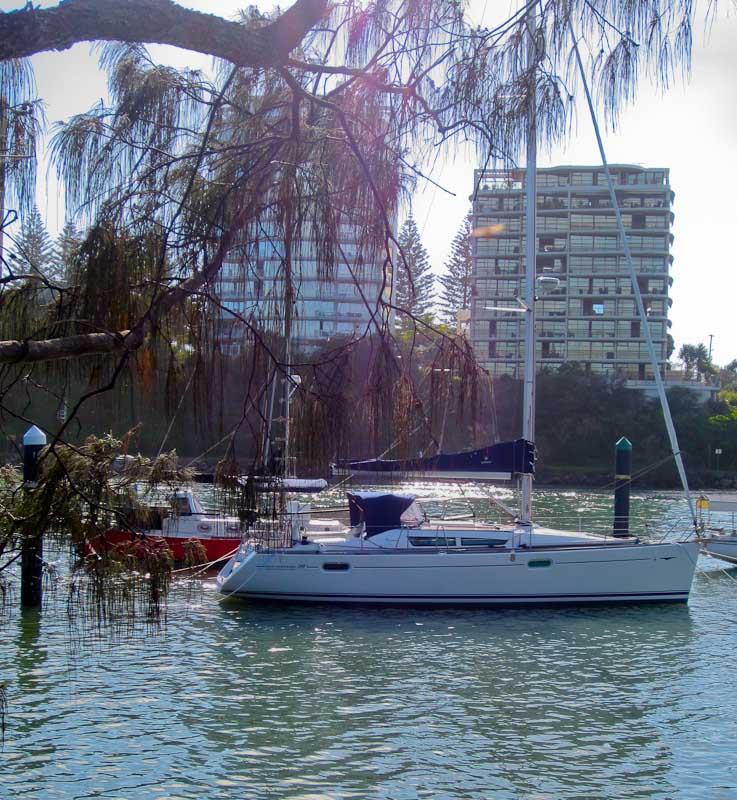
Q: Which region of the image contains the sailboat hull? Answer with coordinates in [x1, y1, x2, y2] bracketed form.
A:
[217, 540, 699, 606]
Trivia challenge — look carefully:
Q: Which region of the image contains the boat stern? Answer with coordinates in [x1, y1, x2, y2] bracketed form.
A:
[217, 544, 259, 596]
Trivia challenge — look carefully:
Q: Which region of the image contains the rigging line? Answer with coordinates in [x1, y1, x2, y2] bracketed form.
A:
[171, 545, 239, 575]
[622, 455, 678, 485]
[156, 361, 198, 459]
[698, 561, 737, 584]
[588, 451, 679, 495]
[567, 17, 698, 530]
[182, 424, 240, 469]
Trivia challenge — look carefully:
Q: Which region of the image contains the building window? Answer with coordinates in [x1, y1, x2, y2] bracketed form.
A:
[583, 299, 605, 316]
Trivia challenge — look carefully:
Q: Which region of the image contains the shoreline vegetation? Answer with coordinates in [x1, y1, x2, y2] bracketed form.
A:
[533, 466, 737, 492]
[1, 360, 734, 495]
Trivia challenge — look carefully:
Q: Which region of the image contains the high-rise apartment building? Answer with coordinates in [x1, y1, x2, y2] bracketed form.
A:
[217, 222, 387, 352]
[470, 165, 673, 382]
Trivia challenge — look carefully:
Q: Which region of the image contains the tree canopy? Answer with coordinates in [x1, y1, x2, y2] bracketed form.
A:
[678, 343, 716, 380]
[393, 215, 435, 331]
[438, 212, 473, 328]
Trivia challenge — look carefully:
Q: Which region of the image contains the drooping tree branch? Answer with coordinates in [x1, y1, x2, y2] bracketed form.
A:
[0, 0, 328, 66]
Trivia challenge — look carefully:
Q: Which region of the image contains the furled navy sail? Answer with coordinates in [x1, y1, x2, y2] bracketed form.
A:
[339, 438, 534, 479]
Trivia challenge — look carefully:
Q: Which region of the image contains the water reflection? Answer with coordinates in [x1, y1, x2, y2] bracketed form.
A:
[2, 489, 737, 800]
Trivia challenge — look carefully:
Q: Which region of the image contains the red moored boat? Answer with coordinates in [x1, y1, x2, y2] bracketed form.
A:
[90, 489, 243, 564]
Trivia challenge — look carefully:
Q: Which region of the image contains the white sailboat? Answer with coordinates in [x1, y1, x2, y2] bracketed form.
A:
[216, 13, 700, 606]
[216, 487, 698, 604]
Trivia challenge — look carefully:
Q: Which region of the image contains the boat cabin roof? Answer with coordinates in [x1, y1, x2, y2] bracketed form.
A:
[171, 489, 205, 515]
[347, 491, 416, 537]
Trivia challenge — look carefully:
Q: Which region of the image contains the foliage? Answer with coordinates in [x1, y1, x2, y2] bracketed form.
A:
[0, 430, 191, 614]
[55, 221, 83, 284]
[1, 0, 703, 366]
[488, 364, 733, 482]
[720, 360, 737, 391]
[393, 215, 435, 332]
[707, 389, 737, 472]
[438, 212, 473, 328]
[0, 58, 42, 219]
[0, 679, 6, 746]
[7, 206, 56, 277]
[678, 343, 716, 380]
[666, 333, 675, 359]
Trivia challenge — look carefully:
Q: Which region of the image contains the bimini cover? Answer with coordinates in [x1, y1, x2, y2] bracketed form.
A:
[347, 492, 416, 537]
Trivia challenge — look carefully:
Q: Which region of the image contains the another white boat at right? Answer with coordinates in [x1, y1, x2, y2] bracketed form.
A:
[698, 494, 737, 565]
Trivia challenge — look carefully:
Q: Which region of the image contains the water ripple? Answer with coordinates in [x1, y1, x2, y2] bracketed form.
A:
[1, 492, 737, 799]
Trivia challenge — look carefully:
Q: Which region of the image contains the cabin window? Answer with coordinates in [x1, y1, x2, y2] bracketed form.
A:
[408, 536, 457, 547]
[322, 562, 350, 571]
[459, 538, 507, 547]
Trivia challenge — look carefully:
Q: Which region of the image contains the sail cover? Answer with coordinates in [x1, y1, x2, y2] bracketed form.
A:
[348, 492, 416, 537]
[340, 438, 535, 479]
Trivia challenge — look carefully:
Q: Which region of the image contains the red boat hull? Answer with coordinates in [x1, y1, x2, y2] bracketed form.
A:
[89, 529, 241, 564]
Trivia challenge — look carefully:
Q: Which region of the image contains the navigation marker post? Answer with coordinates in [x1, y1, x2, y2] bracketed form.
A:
[21, 425, 46, 608]
[613, 437, 632, 538]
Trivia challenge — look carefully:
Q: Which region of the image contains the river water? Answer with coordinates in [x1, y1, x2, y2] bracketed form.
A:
[2, 486, 737, 800]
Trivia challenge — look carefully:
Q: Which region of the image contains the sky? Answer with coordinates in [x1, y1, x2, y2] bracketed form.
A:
[2, 0, 736, 366]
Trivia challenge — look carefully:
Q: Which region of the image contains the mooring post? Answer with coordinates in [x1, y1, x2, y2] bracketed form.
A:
[613, 436, 632, 538]
[20, 425, 47, 608]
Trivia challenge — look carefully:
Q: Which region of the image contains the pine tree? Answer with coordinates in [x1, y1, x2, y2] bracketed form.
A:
[55, 221, 83, 284]
[9, 206, 56, 279]
[393, 215, 435, 330]
[438, 212, 473, 328]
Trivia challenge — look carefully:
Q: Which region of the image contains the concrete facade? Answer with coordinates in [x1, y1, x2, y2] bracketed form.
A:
[470, 165, 673, 381]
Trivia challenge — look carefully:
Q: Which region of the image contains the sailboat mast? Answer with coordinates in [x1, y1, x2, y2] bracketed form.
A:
[520, 10, 538, 526]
